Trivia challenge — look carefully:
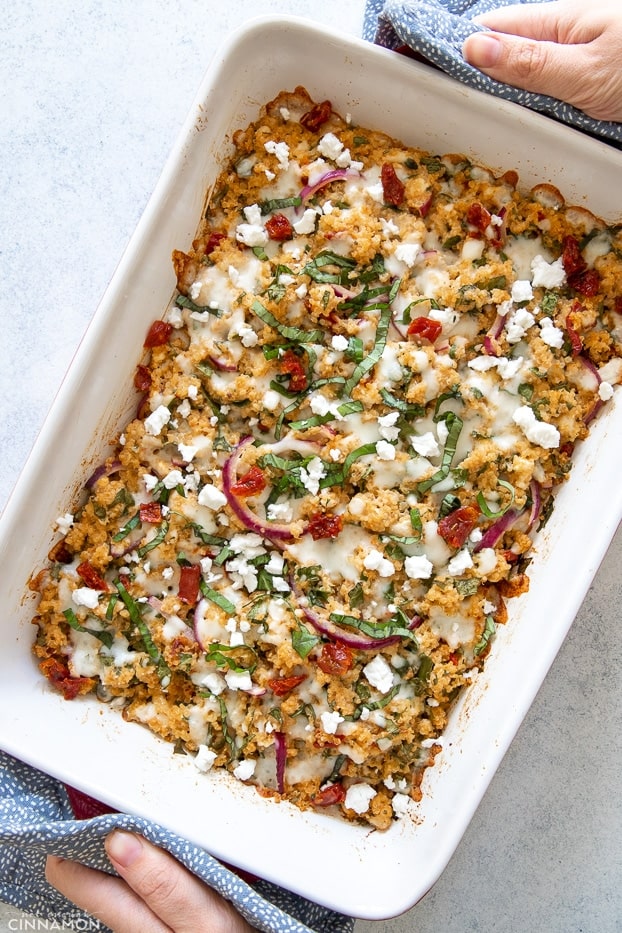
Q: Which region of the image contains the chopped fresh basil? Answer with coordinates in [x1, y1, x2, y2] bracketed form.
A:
[62, 608, 113, 648]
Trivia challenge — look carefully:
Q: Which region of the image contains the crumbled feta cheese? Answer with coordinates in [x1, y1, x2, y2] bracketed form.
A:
[505, 307, 536, 344]
[410, 432, 440, 457]
[144, 404, 171, 436]
[225, 670, 253, 692]
[267, 501, 293, 522]
[391, 793, 411, 818]
[262, 389, 281, 411]
[531, 254, 566, 288]
[55, 512, 74, 534]
[404, 554, 434, 580]
[599, 381, 614, 401]
[317, 132, 344, 161]
[293, 209, 318, 235]
[447, 548, 474, 576]
[295, 282, 308, 299]
[363, 548, 395, 578]
[197, 483, 227, 511]
[331, 334, 349, 351]
[394, 242, 421, 268]
[235, 204, 268, 247]
[363, 655, 394, 694]
[320, 710, 344, 734]
[162, 469, 185, 489]
[233, 758, 256, 781]
[194, 745, 217, 773]
[344, 782, 377, 815]
[539, 317, 564, 348]
[72, 587, 100, 609]
[264, 139, 290, 169]
[512, 405, 560, 448]
[376, 439, 396, 460]
[511, 279, 533, 303]
[300, 457, 326, 495]
[178, 443, 199, 463]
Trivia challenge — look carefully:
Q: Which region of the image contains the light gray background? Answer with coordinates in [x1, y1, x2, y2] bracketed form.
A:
[1, 2, 620, 931]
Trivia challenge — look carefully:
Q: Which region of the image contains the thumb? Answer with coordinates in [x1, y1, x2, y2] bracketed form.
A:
[463, 30, 585, 103]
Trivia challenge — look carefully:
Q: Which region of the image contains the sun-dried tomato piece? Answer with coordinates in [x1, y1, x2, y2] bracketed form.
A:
[300, 99, 332, 131]
[568, 268, 601, 297]
[307, 512, 343, 540]
[48, 539, 74, 564]
[615, 297, 622, 315]
[178, 564, 201, 606]
[438, 505, 479, 549]
[317, 642, 354, 676]
[565, 310, 583, 356]
[312, 783, 346, 807]
[76, 561, 108, 591]
[230, 466, 266, 498]
[267, 674, 307, 696]
[133, 364, 152, 392]
[39, 658, 95, 701]
[139, 501, 162, 524]
[561, 235, 585, 277]
[265, 213, 293, 242]
[466, 202, 492, 235]
[279, 349, 308, 392]
[205, 231, 226, 254]
[407, 316, 442, 343]
[144, 320, 173, 348]
[381, 162, 405, 206]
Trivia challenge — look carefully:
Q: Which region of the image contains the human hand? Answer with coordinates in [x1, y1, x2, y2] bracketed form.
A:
[462, 0, 622, 122]
[46, 831, 256, 933]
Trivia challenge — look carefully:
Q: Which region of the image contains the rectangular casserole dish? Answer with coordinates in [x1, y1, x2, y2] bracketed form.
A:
[1, 16, 621, 920]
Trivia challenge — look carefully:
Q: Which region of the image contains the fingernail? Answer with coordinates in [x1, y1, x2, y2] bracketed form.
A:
[465, 33, 502, 68]
[106, 831, 144, 868]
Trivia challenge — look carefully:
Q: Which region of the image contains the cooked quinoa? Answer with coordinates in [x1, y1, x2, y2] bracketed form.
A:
[31, 88, 622, 830]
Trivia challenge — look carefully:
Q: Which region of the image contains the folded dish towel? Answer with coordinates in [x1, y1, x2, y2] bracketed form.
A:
[0, 750, 353, 932]
[364, 0, 622, 146]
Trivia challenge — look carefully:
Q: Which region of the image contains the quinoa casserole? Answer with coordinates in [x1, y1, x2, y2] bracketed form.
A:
[31, 88, 622, 830]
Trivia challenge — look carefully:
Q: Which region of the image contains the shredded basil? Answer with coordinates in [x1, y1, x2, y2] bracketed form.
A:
[477, 479, 515, 518]
[292, 622, 320, 659]
[115, 582, 169, 682]
[175, 294, 222, 317]
[251, 299, 323, 344]
[62, 608, 113, 648]
[417, 412, 463, 494]
[328, 611, 418, 644]
[199, 580, 236, 616]
[474, 615, 496, 655]
[112, 511, 141, 542]
[320, 442, 377, 489]
[288, 399, 364, 432]
[205, 643, 257, 673]
[137, 520, 169, 558]
[344, 279, 401, 396]
[259, 196, 302, 215]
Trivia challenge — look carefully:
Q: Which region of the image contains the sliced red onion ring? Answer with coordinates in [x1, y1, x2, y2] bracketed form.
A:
[85, 459, 122, 489]
[274, 731, 287, 794]
[474, 507, 524, 552]
[222, 437, 293, 543]
[299, 169, 355, 203]
[483, 313, 507, 357]
[207, 354, 237, 373]
[526, 479, 542, 532]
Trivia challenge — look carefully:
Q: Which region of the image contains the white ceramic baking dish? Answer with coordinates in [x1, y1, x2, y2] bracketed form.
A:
[1, 16, 621, 921]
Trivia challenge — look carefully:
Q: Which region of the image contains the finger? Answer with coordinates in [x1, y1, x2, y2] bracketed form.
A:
[105, 831, 255, 933]
[463, 31, 589, 101]
[472, 2, 573, 42]
[45, 855, 169, 932]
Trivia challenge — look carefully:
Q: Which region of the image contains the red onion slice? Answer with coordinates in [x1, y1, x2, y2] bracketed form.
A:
[274, 731, 287, 794]
[474, 507, 524, 552]
[85, 459, 122, 489]
[299, 169, 355, 203]
[222, 437, 293, 543]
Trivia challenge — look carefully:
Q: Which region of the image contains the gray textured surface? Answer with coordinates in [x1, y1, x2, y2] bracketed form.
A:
[1, 2, 620, 931]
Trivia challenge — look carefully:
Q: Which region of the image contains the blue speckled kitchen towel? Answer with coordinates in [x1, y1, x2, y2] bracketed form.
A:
[0, 750, 354, 932]
[363, 0, 622, 146]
